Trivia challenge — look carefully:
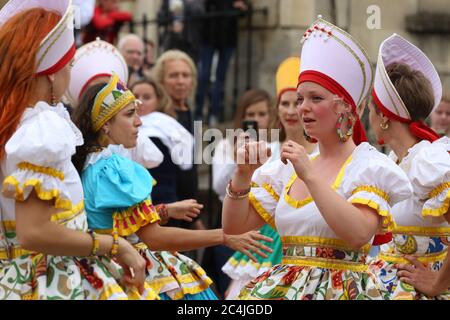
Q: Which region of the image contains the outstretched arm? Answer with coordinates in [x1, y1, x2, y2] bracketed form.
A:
[136, 224, 272, 262]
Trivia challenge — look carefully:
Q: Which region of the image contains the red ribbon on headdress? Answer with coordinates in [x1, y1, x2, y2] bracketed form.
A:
[298, 70, 368, 146]
[299, 71, 393, 245]
[372, 89, 440, 143]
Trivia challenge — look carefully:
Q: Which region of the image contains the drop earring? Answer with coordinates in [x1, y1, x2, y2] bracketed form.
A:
[50, 82, 57, 106]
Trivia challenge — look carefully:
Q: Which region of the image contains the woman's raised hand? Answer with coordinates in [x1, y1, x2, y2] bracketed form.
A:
[281, 140, 314, 182]
[236, 140, 272, 177]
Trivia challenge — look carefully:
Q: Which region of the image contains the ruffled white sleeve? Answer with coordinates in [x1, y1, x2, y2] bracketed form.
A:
[139, 112, 194, 171]
[410, 144, 450, 218]
[128, 134, 164, 169]
[342, 144, 413, 232]
[249, 160, 293, 230]
[2, 104, 79, 210]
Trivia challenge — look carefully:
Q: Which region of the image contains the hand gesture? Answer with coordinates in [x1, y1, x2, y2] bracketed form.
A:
[168, 199, 203, 222]
[114, 238, 147, 294]
[223, 230, 273, 262]
[396, 256, 442, 297]
[236, 140, 272, 177]
[281, 140, 313, 182]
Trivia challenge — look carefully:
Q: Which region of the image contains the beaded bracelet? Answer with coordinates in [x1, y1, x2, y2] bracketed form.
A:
[226, 180, 251, 200]
[110, 231, 119, 257]
[88, 229, 100, 256]
[156, 204, 169, 224]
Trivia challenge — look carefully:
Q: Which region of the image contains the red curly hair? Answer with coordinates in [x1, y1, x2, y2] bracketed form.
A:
[0, 8, 61, 160]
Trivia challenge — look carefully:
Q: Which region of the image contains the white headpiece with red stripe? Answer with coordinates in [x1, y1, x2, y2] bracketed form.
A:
[372, 33, 442, 122]
[67, 38, 129, 104]
[0, 0, 75, 76]
[298, 16, 373, 145]
[299, 16, 373, 110]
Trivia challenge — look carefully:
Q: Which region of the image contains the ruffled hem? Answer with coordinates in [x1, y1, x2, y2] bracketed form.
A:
[152, 251, 214, 300]
[349, 188, 396, 232]
[84, 145, 131, 170]
[2, 170, 72, 210]
[423, 183, 450, 217]
[112, 199, 160, 237]
[248, 193, 276, 230]
[0, 253, 158, 300]
[222, 257, 273, 280]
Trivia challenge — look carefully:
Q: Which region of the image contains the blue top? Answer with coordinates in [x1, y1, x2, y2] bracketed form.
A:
[82, 152, 154, 231]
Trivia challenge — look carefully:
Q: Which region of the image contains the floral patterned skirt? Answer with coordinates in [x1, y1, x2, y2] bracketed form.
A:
[133, 243, 214, 300]
[238, 244, 386, 300]
[370, 233, 450, 300]
[0, 252, 159, 300]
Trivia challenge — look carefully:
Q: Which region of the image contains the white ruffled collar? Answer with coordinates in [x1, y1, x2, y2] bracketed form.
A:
[84, 144, 130, 170]
[22, 101, 84, 147]
[388, 140, 430, 168]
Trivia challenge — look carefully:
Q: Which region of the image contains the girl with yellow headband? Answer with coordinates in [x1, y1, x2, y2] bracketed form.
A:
[72, 74, 274, 300]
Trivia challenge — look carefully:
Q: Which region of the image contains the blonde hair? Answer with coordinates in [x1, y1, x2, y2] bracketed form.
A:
[152, 50, 198, 100]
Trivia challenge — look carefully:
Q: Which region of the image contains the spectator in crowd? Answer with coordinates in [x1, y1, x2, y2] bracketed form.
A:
[118, 34, 146, 85]
[195, 0, 249, 126]
[152, 50, 203, 235]
[131, 77, 188, 207]
[82, 0, 132, 45]
[209, 88, 274, 298]
[430, 91, 450, 137]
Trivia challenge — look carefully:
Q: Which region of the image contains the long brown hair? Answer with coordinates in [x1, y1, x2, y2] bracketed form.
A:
[71, 83, 107, 174]
[0, 8, 61, 160]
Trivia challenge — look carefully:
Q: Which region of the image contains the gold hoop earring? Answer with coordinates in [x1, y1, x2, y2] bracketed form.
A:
[380, 122, 389, 131]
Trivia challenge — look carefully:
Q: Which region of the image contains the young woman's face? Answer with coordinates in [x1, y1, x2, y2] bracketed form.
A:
[162, 59, 193, 103]
[430, 100, 450, 134]
[244, 100, 270, 130]
[297, 82, 340, 141]
[105, 102, 142, 148]
[278, 90, 301, 132]
[132, 83, 159, 116]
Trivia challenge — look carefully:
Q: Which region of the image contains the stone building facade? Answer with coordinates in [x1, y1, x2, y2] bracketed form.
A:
[1, 0, 448, 109]
[123, 0, 450, 111]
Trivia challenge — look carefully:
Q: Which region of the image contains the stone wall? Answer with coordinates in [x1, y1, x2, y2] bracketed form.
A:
[235, 0, 450, 98]
[119, 0, 450, 120]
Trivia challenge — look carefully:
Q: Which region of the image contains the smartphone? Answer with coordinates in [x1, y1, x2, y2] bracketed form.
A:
[242, 120, 259, 141]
